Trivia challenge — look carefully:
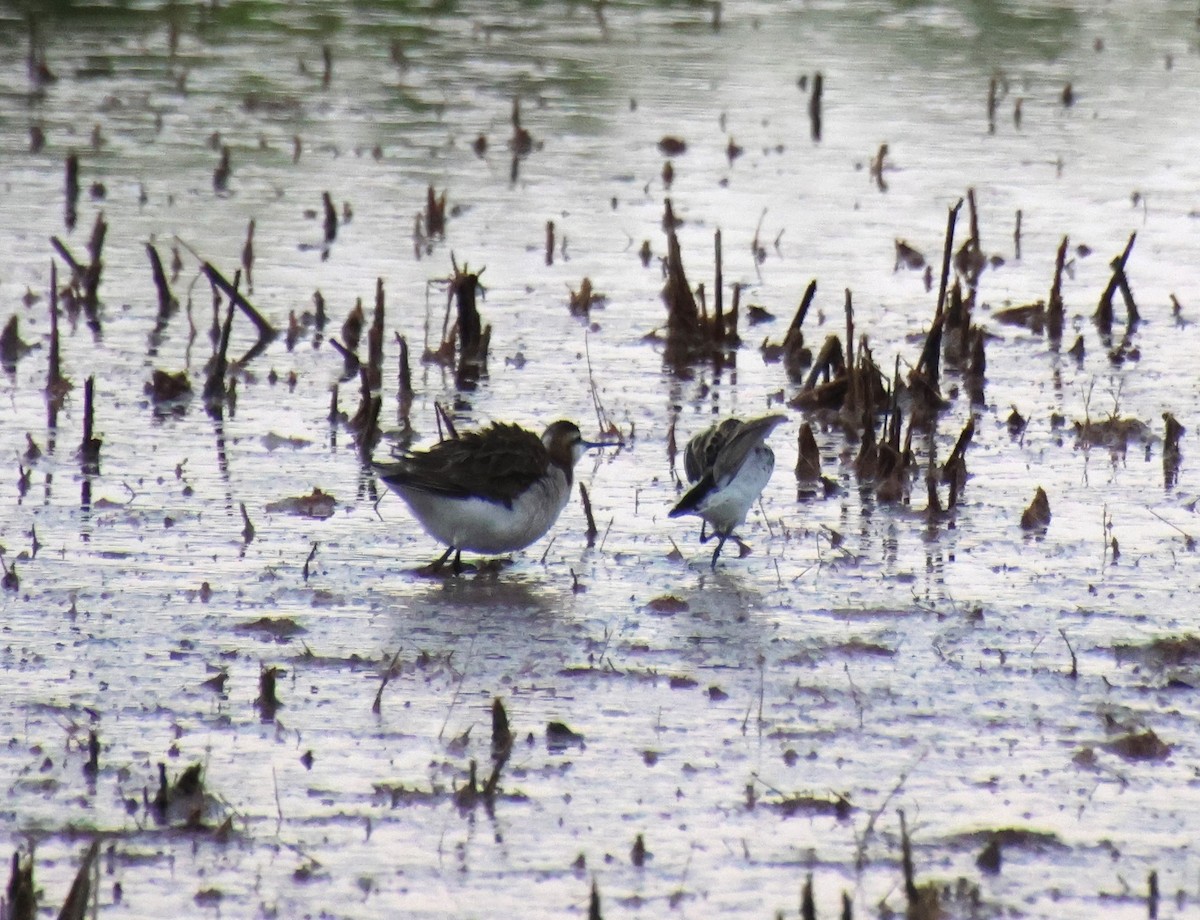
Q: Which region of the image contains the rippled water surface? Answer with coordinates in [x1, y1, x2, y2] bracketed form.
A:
[3, 1, 1200, 917]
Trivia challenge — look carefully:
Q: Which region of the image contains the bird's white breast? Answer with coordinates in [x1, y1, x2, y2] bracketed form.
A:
[394, 467, 572, 554]
[695, 446, 774, 532]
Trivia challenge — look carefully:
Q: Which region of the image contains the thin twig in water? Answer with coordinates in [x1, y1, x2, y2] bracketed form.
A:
[853, 749, 927, 870]
[584, 332, 613, 434]
[373, 648, 403, 713]
[1058, 628, 1078, 679]
[437, 639, 473, 741]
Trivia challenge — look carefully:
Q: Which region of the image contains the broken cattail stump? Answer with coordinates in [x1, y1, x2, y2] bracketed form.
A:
[367, 278, 385, 391]
[942, 418, 975, 508]
[241, 219, 255, 291]
[256, 665, 281, 720]
[841, 891, 852, 920]
[1095, 232, 1138, 334]
[842, 289, 860, 416]
[213, 145, 231, 193]
[49, 236, 86, 289]
[80, 211, 107, 332]
[358, 395, 382, 461]
[808, 71, 823, 141]
[660, 199, 704, 364]
[322, 191, 338, 244]
[1020, 487, 1051, 530]
[925, 459, 943, 516]
[79, 376, 101, 472]
[285, 311, 300, 351]
[1, 316, 32, 369]
[1048, 235, 1069, 343]
[321, 44, 332, 87]
[545, 220, 555, 266]
[7, 850, 35, 920]
[869, 144, 889, 192]
[65, 151, 79, 230]
[713, 229, 725, 340]
[342, 298, 365, 353]
[83, 729, 99, 778]
[58, 841, 100, 920]
[801, 872, 815, 920]
[329, 337, 361, 380]
[396, 332, 413, 428]
[986, 76, 997, 133]
[240, 502, 255, 542]
[942, 281, 968, 364]
[425, 186, 447, 238]
[146, 242, 177, 323]
[624, 833, 650, 870]
[914, 307, 945, 395]
[899, 809, 918, 905]
[491, 697, 513, 763]
[1014, 209, 1022, 260]
[510, 96, 533, 157]
[853, 419, 879, 481]
[782, 279, 816, 381]
[578, 483, 599, 547]
[313, 290, 327, 330]
[1149, 870, 1159, 920]
[936, 199, 964, 316]
[588, 879, 602, 920]
[46, 260, 70, 404]
[328, 384, 339, 422]
[1163, 412, 1184, 489]
[795, 423, 821, 481]
[201, 261, 276, 343]
[977, 837, 1002, 874]
[202, 299, 236, 409]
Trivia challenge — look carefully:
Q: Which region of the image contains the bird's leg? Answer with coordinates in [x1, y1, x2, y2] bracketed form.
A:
[698, 521, 711, 544]
[710, 531, 730, 570]
[424, 546, 456, 575]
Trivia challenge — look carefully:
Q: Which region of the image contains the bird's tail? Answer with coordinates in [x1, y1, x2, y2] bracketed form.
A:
[668, 474, 712, 518]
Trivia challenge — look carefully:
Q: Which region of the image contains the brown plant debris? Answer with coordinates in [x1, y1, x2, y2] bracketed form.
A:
[795, 423, 821, 481]
[546, 721, 585, 751]
[0, 315, 34, 368]
[57, 841, 100, 920]
[1020, 487, 1051, 530]
[1095, 231, 1139, 334]
[234, 616, 307, 640]
[1114, 635, 1200, 668]
[894, 239, 925, 270]
[265, 487, 336, 519]
[762, 279, 815, 380]
[646, 595, 689, 614]
[256, 665, 282, 719]
[657, 136, 686, 156]
[1103, 729, 1171, 762]
[568, 277, 606, 318]
[145, 369, 191, 404]
[1073, 415, 1151, 450]
[630, 834, 648, 867]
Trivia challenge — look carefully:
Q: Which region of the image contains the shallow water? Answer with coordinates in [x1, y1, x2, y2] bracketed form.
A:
[2, 1, 1200, 917]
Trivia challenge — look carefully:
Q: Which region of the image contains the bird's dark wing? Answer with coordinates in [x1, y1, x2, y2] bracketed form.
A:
[710, 414, 786, 486]
[668, 471, 714, 518]
[683, 418, 741, 483]
[374, 423, 549, 504]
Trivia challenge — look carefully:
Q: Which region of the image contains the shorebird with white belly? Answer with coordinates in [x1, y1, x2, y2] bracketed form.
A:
[669, 413, 786, 569]
[374, 419, 613, 574]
